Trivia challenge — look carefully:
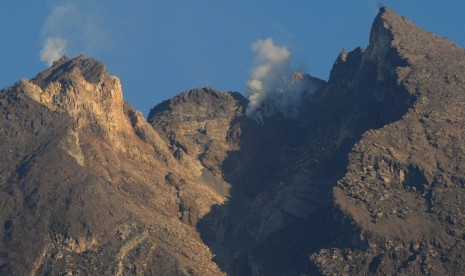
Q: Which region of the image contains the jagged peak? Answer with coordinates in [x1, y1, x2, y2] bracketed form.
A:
[7, 55, 128, 136]
[327, 8, 414, 85]
[148, 87, 246, 122]
[175, 87, 241, 102]
[372, 7, 413, 31]
[368, 7, 411, 49]
[368, 7, 465, 82]
[32, 55, 108, 88]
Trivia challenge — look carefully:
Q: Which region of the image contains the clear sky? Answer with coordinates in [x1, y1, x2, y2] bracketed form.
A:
[1, 1, 464, 115]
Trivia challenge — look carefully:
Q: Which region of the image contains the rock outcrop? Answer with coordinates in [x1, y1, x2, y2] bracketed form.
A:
[0, 56, 225, 275]
[311, 8, 465, 275]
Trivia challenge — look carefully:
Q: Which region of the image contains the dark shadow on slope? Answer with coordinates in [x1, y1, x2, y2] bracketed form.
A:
[197, 46, 415, 275]
[197, 115, 310, 275]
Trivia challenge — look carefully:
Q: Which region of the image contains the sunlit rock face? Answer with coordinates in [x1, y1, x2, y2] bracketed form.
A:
[0, 56, 226, 275]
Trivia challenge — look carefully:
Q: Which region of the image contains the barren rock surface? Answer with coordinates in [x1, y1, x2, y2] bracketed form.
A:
[0, 56, 224, 275]
[312, 8, 465, 275]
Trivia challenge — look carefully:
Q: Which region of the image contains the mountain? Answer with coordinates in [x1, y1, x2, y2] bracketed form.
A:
[312, 8, 465, 275]
[0, 56, 226, 275]
[1, 7, 465, 275]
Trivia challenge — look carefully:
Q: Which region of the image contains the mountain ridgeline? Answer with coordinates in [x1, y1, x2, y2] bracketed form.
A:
[2, 8, 465, 275]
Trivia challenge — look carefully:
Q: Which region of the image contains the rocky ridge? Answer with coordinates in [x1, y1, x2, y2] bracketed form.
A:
[0, 56, 225, 275]
[312, 8, 465, 275]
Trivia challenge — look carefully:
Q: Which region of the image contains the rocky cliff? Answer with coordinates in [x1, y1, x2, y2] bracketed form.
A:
[1, 7, 465, 276]
[0, 56, 225, 275]
[312, 8, 465, 275]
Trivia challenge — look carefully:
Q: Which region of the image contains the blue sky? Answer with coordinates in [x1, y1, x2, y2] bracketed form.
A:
[1, 1, 464, 115]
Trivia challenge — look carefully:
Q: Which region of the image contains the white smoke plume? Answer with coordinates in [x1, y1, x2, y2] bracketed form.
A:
[246, 38, 317, 123]
[40, 37, 67, 66]
[39, 4, 73, 66]
[39, 2, 105, 67]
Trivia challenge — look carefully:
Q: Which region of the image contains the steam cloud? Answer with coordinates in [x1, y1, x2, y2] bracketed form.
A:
[39, 3, 105, 67]
[246, 38, 316, 123]
[39, 4, 73, 66]
[40, 37, 67, 66]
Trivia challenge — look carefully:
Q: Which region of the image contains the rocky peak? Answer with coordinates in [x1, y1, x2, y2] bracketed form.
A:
[32, 55, 108, 88]
[310, 8, 465, 275]
[0, 59, 225, 274]
[148, 87, 248, 180]
[366, 8, 405, 62]
[331, 8, 410, 85]
[148, 87, 246, 124]
[13, 55, 127, 134]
